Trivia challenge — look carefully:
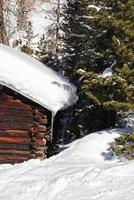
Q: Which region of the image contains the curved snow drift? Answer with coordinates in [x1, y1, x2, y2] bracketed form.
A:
[0, 44, 78, 114]
[0, 129, 134, 200]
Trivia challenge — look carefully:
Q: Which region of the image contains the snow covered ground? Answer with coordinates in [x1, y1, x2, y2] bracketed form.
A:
[29, 1, 54, 37]
[0, 128, 134, 200]
[8, 0, 62, 47]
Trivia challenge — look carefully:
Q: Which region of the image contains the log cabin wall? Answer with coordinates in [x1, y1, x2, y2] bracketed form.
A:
[0, 86, 51, 164]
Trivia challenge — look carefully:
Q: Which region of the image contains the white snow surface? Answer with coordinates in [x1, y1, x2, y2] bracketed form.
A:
[102, 68, 113, 78]
[0, 44, 77, 114]
[29, 1, 53, 37]
[0, 128, 134, 200]
[88, 5, 101, 12]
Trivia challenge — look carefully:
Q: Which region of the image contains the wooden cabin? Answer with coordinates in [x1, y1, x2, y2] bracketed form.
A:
[0, 86, 51, 164]
[0, 44, 77, 164]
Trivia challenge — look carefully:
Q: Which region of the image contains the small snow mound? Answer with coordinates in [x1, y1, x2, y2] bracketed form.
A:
[55, 129, 121, 164]
[102, 68, 113, 78]
[88, 5, 101, 12]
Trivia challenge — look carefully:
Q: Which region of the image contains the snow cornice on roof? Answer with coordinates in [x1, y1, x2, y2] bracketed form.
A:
[0, 44, 78, 114]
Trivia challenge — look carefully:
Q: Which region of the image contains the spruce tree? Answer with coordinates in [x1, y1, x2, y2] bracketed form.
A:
[36, 34, 58, 69]
[81, 0, 134, 72]
[60, 0, 134, 143]
[77, 66, 134, 111]
[36, 0, 63, 70]
[77, 0, 134, 132]
[62, 0, 90, 76]
[77, 0, 134, 110]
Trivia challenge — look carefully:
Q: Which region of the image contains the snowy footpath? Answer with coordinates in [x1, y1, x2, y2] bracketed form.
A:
[0, 129, 134, 200]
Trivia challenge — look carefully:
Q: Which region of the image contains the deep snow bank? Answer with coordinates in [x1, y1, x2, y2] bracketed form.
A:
[0, 129, 134, 200]
[0, 44, 77, 114]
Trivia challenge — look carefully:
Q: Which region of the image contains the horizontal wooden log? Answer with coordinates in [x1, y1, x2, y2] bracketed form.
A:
[31, 137, 36, 142]
[42, 115, 47, 119]
[0, 130, 29, 138]
[38, 107, 47, 113]
[0, 137, 31, 144]
[1, 95, 25, 103]
[0, 150, 30, 156]
[31, 140, 46, 148]
[34, 151, 45, 158]
[0, 160, 25, 164]
[0, 132, 30, 138]
[35, 146, 45, 151]
[0, 143, 30, 151]
[39, 118, 48, 125]
[31, 132, 45, 141]
[36, 139, 46, 147]
[33, 115, 41, 122]
[34, 115, 47, 121]
[30, 144, 47, 152]
[29, 127, 37, 134]
[32, 123, 46, 132]
[1, 130, 28, 134]
[33, 112, 47, 118]
[33, 122, 39, 127]
[33, 109, 39, 114]
[9, 99, 22, 103]
[0, 122, 33, 130]
[0, 102, 32, 111]
[38, 125, 47, 132]
[0, 155, 29, 163]
[0, 109, 33, 117]
[0, 94, 14, 102]
[0, 116, 33, 123]
[36, 132, 45, 139]
[29, 154, 36, 159]
[30, 143, 37, 150]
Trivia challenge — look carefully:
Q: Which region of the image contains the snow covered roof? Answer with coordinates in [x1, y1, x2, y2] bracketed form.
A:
[0, 44, 78, 114]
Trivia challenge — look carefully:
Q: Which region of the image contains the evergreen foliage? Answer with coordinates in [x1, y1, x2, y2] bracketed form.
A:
[59, 0, 134, 143]
[62, 0, 134, 72]
[81, 0, 134, 72]
[62, 0, 90, 75]
[109, 132, 134, 160]
[36, 0, 63, 71]
[77, 65, 134, 111]
[20, 21, 35, 55]
[13, 21, 35, 55]
[36, 34, 58, 68]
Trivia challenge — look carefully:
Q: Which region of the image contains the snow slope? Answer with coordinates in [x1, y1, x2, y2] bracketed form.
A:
[0, 128, 134, 200]
[29, 1, 54, 37]
[0, 44, 77, 114]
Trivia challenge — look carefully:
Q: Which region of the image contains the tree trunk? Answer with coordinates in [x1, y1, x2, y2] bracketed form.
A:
[0, 0, 9, 45]
[55, 0, 60, 67]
